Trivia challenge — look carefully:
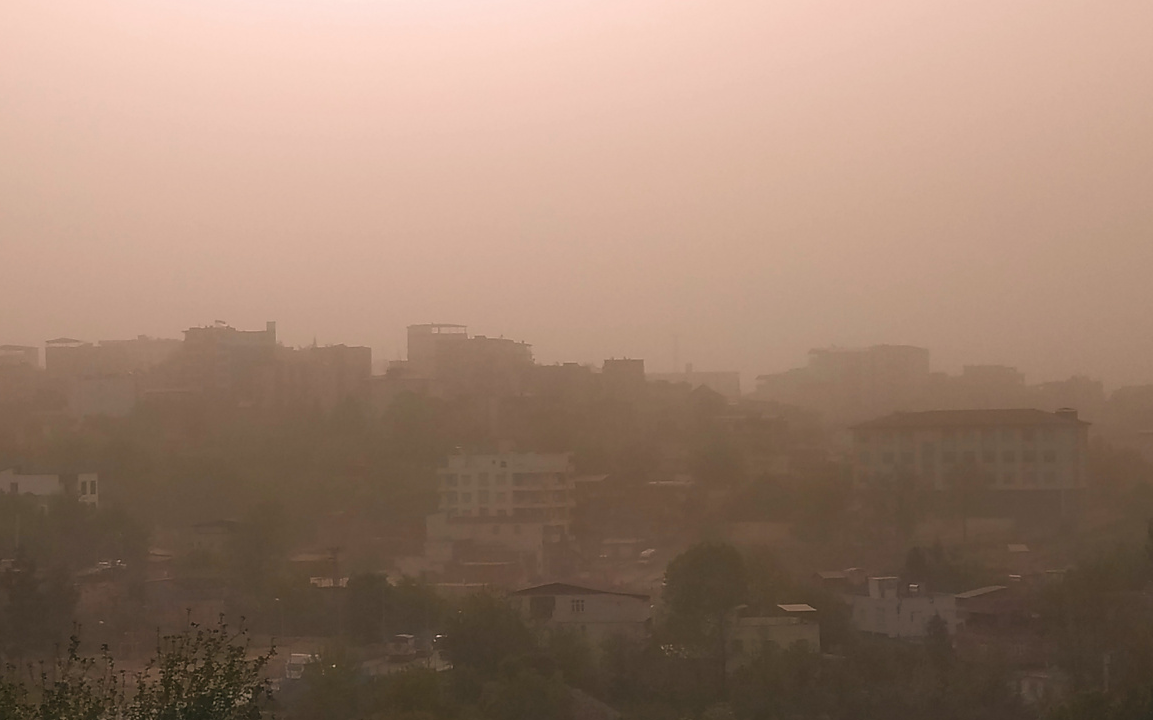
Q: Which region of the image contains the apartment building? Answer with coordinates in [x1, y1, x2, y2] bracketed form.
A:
[437, 453, 576, 531]
[850, 408, 1089, 493]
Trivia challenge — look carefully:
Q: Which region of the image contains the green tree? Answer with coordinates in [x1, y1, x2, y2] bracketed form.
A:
[443, 593, 536, 676]
[345, 572, 388, 645]
[0, 618, 274, 720]
[662, 542, 747, 697]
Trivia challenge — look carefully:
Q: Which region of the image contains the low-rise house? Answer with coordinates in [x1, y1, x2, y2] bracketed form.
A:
[509, 582, 651, 646]
[849, 576, 959, 639]
[729, 604, 821, 669]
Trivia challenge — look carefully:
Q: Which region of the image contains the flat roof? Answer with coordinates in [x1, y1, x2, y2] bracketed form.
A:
[777, 603, 817, 613]
[956, 585, 1008, 600]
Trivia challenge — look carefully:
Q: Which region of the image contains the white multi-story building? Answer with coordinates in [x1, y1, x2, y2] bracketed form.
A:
[1, 468, 99, 506]
[850, 408, 1089, 493]
[437, 453, 575, 531]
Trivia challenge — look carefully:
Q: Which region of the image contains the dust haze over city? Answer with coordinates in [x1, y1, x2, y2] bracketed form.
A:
[3, 1, 1153, 719]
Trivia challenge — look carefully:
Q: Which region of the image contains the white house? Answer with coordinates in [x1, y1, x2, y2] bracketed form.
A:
[509, 582, 651, 647]
[0, 468, 99, 507]
[850, 577, 958, 639]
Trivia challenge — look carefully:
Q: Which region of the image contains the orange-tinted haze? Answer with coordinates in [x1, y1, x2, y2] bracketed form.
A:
[2, 0, 1152, 385]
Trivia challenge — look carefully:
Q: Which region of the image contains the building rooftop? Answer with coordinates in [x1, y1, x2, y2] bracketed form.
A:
[509, 582, 650, 601]
[853, 408, 1088, 430]
[956, 585, 1008, 600]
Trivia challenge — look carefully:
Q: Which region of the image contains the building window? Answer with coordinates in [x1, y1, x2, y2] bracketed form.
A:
[1023, 450, 1037, 463]
[942, 451, 956, 464]
[491, 524, 500, 534]
[1022, 429, 1036, 442]
[444, 474, 458, 487]
[900, 452, 914, 465]
[495, 474, 507, 486]
[1003, 472, 1016, 486]
[460, 475, 472, 487]
[80, 481, 88, 495]
[859, 451, 871, 463]
[461, 492, 472, 503]
[882, 452, 895, 464]
[444, 492, 458, 505]
[497, 509, 508, 516]
[90, 480, 96, 495]
[478, 473, 490, 486]
[982, 450, 996, 464]
[9, 482, 17, 494]
[962, 451, 976, 464]
[1002, 450, 1016, 463]
[1043, 471, 1056, 485]
[501, 461, 507, 468]
[857, 432, 871, 444]
[1001, 428, 1016, 441]
[479, 507, 489, 517]
[1043, 450, 1056, 463]
[571, 599, 585, 613]
[479, 490, 490, 504]
[513, 524, 521, 535]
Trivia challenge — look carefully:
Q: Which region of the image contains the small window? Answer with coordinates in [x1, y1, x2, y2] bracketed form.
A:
[941, 451, 956, 464]
[491, 524, 501, 534]
[444, 492, 458, 505]
[1023, 450, 1037, 463]
[900, 452, 914, 465]
[80, 481, 88, 495]
[962, 451, 976, 464]
[982, 450, 996, 463]
[89, 480, 96, 495]
[460, 475, 472, 487]
[461, 492, 472, 503]
[571, 599, 585, 613]
[1043, 471, 1056, 485]
[882, 452, 895, 464]
[1043, 450, 1056, 463]
[513, 524, 521, 534]
[1001, 428, 1016, 441]
[444, 474, 458, 487]
[495, 474, 507, 486]
[1022, 429, 1036, 442]
[1002, 450, 1016, 463]
[9, 482, 17, 494]
[500, 461, 507, 468]
[859, 451, 871, 463]
[478, 473, 490, 487]
[479, 507, 489, 516]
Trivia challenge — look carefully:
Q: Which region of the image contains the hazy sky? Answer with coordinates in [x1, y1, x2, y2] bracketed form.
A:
[3, 0, 1152, 387]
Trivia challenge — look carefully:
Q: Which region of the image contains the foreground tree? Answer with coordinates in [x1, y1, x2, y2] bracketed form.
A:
[662, 542, 747, 699]
[0, 618, 274, 720]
